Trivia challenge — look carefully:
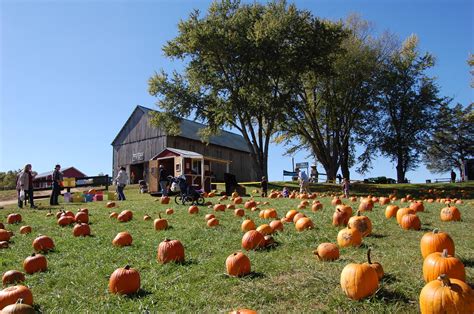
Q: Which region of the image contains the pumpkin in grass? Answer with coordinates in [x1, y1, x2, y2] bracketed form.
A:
[165, 208, 174, 215]
[292, 213, 306, 223]
[263, 208, 278, 219]
[19, 226, 32, 235]
[336, 204, 352, 216]
[233, 197, 243, 205]
[0, 285, 33, 310]
[385, 205, 399, 219]
[64, 210, 75, 218]
[226, 204, 235, 210]
[244, 200, 257, 209]
[1, 298, 35, 314]
[241, 219, 256, 232]
[32, 235, 54, 252]
[0, 229, 11, 242]
[57, 215, 74, 227]
[311, 202, 323, 212]
[74, 211, 89, 224]
[109, 265, 140, 295]
[143, 214, 152, 221]
[295, 217, 314, 231]
[420, 229, 455, 259]
[106, 201, 116, 208]
[358, 199, 374, 212]
[419, 274, 474, 314]
[423, 249, 465, 283]
[213, 203, 226, 211]
[256, 224, 273, 235]
[280, 217, 292, 224]
[234, 208, 245, 217]
[285, 210, 298, 220]
[400, 214, 421, 230]
[313, 243, 339, 261]
[23, 253, 47, 274]
[205, 214, 215, 221]
[157, 239, 185, 264]
[112, 232, 132, 247]
[0, 241, 8, 249]
[337, 227, 362, 248]
[0, 223, 4, 229]
[332, 208, 349, 227]
[440, 206, 461, 221]
[79, 208, 89, 214]
[410, 201, 424, 212]
[6, 214, 22, 224]
[241, 230, 265, 251]
[347, 211, 372, 237]
[231, 191, 239, 198]
[207, 218, 219, 227]
[2, 270, 25, 287]
[340, 263, 379, 300]
[229, 309, 257, 314]
[188, 205, 199, 214]
[379, 197, 390, 205]
[109, 211, 118, 219]
[117, 210, 133, 222]
[226, 252, 251, 277]
[364, 248, 384, 280]
[331, 198, 342, 206]
[396, 207, 416, 225]
[154, 214, 168, 231]
[269, 220, 283, 232]
[160, 196, 170, 204]
[73, 223, 91, 237]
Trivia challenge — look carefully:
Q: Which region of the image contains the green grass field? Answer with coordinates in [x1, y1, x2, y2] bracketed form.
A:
[1, 185, 473, 313]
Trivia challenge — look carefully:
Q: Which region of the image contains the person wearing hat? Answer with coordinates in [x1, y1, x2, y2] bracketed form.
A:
[114, 166, 129, 201]
[17, 163, 37, 208]
[50, 164, 63, 205]
[159, 164, 169, 196]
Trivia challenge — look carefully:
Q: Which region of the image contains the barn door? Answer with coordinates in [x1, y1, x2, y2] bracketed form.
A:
[149, 160, 159, 193]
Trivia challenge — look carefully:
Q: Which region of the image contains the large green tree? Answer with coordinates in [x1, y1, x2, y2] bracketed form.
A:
[275, 16, 385, 181]
[370, 35, 443, 183]
[148, 0, 344, 178]
[424, 103, 474, 179]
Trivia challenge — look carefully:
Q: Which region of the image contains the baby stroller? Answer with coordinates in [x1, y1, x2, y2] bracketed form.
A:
[138, 180, 148, 193]
[170, 175, 205, 205]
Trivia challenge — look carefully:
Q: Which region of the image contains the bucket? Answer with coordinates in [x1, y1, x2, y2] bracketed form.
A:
[94, 194, 103, 201]
[107, 192, 116, 201]
[72, 193, 85, 203]
[84, 194, 94, 202]
[63, 192, 72, 203]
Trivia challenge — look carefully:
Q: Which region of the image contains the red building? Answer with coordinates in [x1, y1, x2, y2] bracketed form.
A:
[33, 167, 87, 189]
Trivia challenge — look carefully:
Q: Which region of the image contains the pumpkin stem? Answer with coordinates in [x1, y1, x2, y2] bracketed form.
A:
[313, 250, 321, 260]
[438, 274, 451, 287]
[356, 210, 361, 216]
[124, 265, 131, 270]
[433, 228, 439, 234]
[367, 248, 374, 264]
[159, 213, 161, 219]
[16, 298, 24, 304]
[442, 249, 448, 258]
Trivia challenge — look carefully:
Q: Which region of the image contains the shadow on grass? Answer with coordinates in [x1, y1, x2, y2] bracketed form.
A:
[222, 271, 266, 280]
[127, 289, 152, 299]
[33, 303, 43, 313]
[178, 258, 198, 266]
[369, 233, 387, 239]
[258, 242, 280, 252]
[373, 287, 412, 304]
[460, 258, 474, 268]
[381, 273, 398, 284]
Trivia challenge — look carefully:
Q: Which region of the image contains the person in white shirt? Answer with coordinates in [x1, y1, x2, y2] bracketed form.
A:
[115, 167, 129, 201]
[296, 168, 310, 194]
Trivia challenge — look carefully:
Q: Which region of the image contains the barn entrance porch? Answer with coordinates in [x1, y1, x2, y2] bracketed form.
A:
[148, 147, 231, 194]
[129, 162, 146, 184]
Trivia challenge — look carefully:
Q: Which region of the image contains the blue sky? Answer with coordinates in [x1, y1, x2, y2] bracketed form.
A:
[1, 0, 472, 182]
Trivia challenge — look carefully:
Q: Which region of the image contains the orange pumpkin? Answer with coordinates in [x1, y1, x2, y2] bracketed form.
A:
[347, 211, 372, 237]
[74, 211, 89, 223]
[313, 243, 339, 261]
[2, 270, 25, 287]
[188, 206, 199, 214]
[0, 229, 11, 242]
[117, 210, 133, 222]
[241, 219, 256, 232]
[385, 205, 399, 219]
[256, 224, 273, 235]
[340, 263, 378, 300]
[400, 214, 421, 230]
[337, 227, 362, 248]
[73, 223, 91, 237]
[332, 208, 349, 227]
[269, 220, 284, 232]
[241, 230, 265, 251]
[6, 214, 22, 224]
[419, 274, 474, 314]
[0, 285, 33, 310]
[157, 238, 185, 264]
[423, 249, 465, 283]
[23, 253, 47, 274]
[108, 265, 140, 295]
[166, 208, 174, 215]
[154, 215, 168, 231]
[396, 207, 416, 224]
[364, 248, 384, 279]
[244, 200, 257, 209]
[440, 206, 461, 221]
[32, 235, 54, 252]
[225, 252, 251, 277]
[207, 218, 219, 227]
[295, 217, 314, 231]
[19, 226, 32, 235]
[420, 229, 455, 259]
[410, 201, 424, 212]
[112, 232, 132, 247]
[234, 208, 245, 217]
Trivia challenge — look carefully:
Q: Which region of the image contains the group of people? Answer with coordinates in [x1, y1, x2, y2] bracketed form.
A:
[16, 164, 63, 208]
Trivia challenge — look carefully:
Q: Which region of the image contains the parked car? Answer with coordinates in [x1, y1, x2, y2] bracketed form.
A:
[363, 176, 396, 184]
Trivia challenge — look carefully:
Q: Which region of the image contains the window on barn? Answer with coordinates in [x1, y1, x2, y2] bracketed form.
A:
[192, 160, 202, 175]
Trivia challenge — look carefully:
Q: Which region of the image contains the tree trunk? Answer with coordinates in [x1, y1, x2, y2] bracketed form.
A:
[396, 153, 405, 183]
[340, 144, 350, 180]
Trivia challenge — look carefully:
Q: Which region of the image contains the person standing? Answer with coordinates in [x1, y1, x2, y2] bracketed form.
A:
[50, 164, 63, 206]
[158, 164, 169, 196]
[342, 178, 350, 198]
[260, 176, 268, 197]
[450, 170, 456, 183]
[115, 166, 129, 201]
[297, 168, 310, 194]
[16, 164, 37, 208]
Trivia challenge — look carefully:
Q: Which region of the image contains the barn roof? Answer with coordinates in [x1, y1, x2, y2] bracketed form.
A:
[151, 148, 203, 159]
[112, 106, 251, 153]
[35, 167, 87, 179]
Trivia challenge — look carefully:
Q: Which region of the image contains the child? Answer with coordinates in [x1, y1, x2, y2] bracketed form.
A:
[282, 187, 289, 198]
[261, 176, 268, 197]
[342, 178, 350, 198]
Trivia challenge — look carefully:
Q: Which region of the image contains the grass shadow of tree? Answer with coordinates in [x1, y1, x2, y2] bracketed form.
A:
[372, 287, 412, 304]
[127, 288, 152, 299]
[460, 257, 474, 268]
[381, 273, 398, 284]
[369, 233, 387, 239]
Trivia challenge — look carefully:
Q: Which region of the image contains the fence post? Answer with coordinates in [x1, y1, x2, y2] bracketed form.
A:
[105, 175, 109, 191]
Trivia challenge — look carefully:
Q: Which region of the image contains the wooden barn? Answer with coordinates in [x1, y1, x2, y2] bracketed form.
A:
[33, 167, 87, 189]
[111, 106, 257, 192]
